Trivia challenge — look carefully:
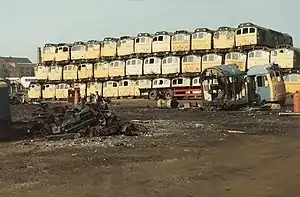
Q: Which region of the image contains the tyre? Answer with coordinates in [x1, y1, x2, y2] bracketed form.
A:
[164, 89, 173, 100]
[148, 90, 158, 100]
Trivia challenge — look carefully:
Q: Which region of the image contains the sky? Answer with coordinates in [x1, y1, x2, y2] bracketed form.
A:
[0, 0, 297, 63]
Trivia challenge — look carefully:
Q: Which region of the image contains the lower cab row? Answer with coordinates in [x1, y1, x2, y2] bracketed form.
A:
[27, 77, 203, 101]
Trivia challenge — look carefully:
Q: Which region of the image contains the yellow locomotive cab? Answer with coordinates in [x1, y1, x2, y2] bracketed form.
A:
[135, 79, 151, 97]
[119, 79, 136, 97]
[181, 55, 202, 73]
[94, 61, 109, 78]
[55, 83, 70, 100]
[42, 84, 56, 99]
[28, 83, 42, 100]
[271, 47, 300, 69]
[63, 64, 78, 81]
[191, 28, 214, 51]
[103, 81, 119, 98]
[71, 41, 87, 61]
[202, 53, 223, 70]
[171, 30, 191, 52]
[108, 60, 125, 77]
[35, 65, 50, 80]
[87, 82, 102, 97]
[100, 37, 118, 57]
[48, 65, 63, 81]
[247, 49, 270, 69]
[213, 27, 236, 49]
[135, 33, 153, 54]
[42, 43, 56, 63]
[86, 40, 101, 60]
[55, 43, 71, 62]
[283, 73, 300, 94]
[152, 31, 172, 53]
[117, 36, 135, 56]
[78, 63, 93, 80]
[225, 52, 247, 71]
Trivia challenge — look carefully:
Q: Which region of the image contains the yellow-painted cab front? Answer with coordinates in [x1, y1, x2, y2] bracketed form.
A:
[94, 61, 109, 78]
[117, 36, 135, 56]
[171, 30, 191, 52]
[119, 80, 135, 97]
[28, 83, 42, 100]
[87, 82, 102, 96]
[42, 84, 56, 99]
[42, 44, 56, 63]
[109, 60, 125, 77]
[213, 27, 236, 49]
[134, 79, 151, 97]
[48, 65, 63, 81]
[71, 41, 87, 61]
[63, 64, 78, 81]
[100, 37, 118, 57]
[225, 52, 247, 71]
[247, 50, 270, 69]
[152, 31, 172, 53]
[135, 33, 153, 54]
[235, 23, 258, 47]
[86, 40, 101, 60]
[55, 83, 70, 100]
[35, 66, 50, 80]
[202, 54, 223, 70]
[283, 73, 300, 94]
[182, 55, 202, 73]
[103, 81, 119, 98]
[271, 48, 299, 69]
[191, 28, 214, 51]
[55, 43, 71, 62]
[78, 63, 93, 80]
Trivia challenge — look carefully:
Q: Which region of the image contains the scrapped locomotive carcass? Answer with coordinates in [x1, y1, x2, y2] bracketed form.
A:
[200, 64, 247, 110]
[25, 102, 148, 139]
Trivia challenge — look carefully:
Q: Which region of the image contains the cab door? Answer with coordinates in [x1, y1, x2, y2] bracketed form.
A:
[255, 75, 270, 102]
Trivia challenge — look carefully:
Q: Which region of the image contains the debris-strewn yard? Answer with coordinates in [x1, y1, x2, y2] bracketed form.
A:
[1, 99, 300, 197]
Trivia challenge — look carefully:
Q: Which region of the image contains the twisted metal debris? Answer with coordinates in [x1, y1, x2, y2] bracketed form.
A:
[25, 102, 148, 139]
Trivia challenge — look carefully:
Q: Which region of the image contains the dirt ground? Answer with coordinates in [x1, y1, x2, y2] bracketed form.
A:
[1, 99, 300, 197]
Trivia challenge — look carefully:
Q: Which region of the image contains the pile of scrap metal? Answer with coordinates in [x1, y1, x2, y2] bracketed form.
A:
[10, 92, 28, 105]
[25, 102, 148, 139]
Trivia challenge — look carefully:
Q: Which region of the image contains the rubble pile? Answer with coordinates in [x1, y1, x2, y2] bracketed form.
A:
[25, 102, 148, 139]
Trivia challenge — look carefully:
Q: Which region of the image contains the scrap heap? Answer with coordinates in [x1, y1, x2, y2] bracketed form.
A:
[25, 102, 147, 139]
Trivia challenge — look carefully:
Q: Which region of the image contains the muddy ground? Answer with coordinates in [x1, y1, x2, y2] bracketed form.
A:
[1, 99, 300, 197]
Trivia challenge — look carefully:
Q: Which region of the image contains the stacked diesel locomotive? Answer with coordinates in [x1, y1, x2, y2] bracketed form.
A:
[31, 22, 300, 101]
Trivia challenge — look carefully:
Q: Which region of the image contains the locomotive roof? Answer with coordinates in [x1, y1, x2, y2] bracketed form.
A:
[120, 36, 134, 40]
[217, 26, 236, 31]
[174, 30, 191, 34]
[154, 31, 173, 36]
[237, 22, 288, 36]
[247, 63, 281, 75]
[202, 64, 243, 77]
[194, 28, 215, 33]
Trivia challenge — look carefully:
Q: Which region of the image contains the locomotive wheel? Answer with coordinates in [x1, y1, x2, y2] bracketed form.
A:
[148, 90, 158, 100]
[164, 89, 173, 100]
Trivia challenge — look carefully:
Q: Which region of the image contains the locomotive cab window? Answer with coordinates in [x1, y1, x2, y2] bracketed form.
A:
[242, 28, 248, 34]
[249, 28, 255, 33]
[158, 36, 163, 41]
[172, 80, 177, 85]
[256, 76, 265, 87]
[113, 82, 117, 87]
[236, 29, 242, 35]
[159, 80, 163, 85]
[149, 58, 154, 64]
[63, 47, 69, 52]
[124, 81, 128, 86]
[178, 78, 183, 84]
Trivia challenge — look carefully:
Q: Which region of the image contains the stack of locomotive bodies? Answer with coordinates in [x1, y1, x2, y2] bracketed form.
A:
[31, 22, 299, 100]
